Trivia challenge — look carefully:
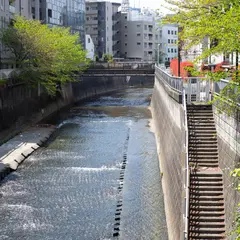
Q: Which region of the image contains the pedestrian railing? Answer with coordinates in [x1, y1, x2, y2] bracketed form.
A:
[155, 64, 183, 92]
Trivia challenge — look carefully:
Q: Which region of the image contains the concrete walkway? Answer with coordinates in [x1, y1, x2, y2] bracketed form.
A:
[0, 126, 55, 176]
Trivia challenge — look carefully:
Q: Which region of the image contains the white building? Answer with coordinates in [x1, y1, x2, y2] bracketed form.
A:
[159, 23, 178, 63]
[85, 35, 95, 60]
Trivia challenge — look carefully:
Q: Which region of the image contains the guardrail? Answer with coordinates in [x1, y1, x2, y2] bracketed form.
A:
[89, 62, 155, 70]
[155, 64, 183, 92]
[183, 88, 190, 240]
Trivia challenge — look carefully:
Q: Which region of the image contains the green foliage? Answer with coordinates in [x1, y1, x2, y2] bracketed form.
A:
[0, 16, 88, 95]
[102, 53, 113, 63]
[162, 0, 240, 114]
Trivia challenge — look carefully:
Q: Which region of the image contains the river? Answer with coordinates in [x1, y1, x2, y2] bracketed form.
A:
[0, 88, 168, 240]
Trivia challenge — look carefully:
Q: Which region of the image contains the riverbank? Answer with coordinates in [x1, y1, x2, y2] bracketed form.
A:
[0, 125, 55, 180]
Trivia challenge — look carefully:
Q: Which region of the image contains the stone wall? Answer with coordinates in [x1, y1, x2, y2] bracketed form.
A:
[151, 74, 185, 240]
[213, 105, 240, 238]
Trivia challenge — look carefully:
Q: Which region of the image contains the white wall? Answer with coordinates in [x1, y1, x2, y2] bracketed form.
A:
[85, 35, 95, 60]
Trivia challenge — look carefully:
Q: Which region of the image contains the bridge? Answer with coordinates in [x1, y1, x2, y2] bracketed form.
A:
[152, 64, 239, 240]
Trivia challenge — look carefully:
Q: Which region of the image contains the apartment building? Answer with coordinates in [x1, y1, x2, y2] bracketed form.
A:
[0, 0, 86, 72]
[159, 23, 178, 63]
[85, 1, 121, 59]
[120, 11, 159, 62]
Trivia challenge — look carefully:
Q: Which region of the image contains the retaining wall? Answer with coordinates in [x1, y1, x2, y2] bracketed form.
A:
[0, 75, 154, 135]
[213, 105, 240, 238]
[151, 74, 185, 240]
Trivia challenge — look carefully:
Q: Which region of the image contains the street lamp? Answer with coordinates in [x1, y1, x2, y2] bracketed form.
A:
[157, 43, 160, 66]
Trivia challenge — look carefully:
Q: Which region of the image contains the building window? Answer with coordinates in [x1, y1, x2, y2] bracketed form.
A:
[171, 30, 173, 34]
[175, 40, 177, 44]
[168, 58, 170, 61]
[171, 48, 173, 53]
[125, 52, 127, 55]
[144, 42, 147, 48]
[171, 39, 173, 43]
[125, 25, 127, 29]
[48, 9, 52, 18]
[168, 48, 170, 53]
[137, 42, 141, 45]
[144, 51, 147, 57]
[137, 33, 141, 36]
[144, 25, 147, 30]
[125, 43, 127, 46]
[88, 38, 90, 43]
[175, 31, 177, 35]
[86, 17, 89, 21]
[86, 7, 89, 11]
[168, 39, 170, 43]
[125, 16, 127, 19]
[125, 34, 127, 37]
[174, 49, 177, 53]
[137, 24, 141, 28]
[168, 30, 170, 34]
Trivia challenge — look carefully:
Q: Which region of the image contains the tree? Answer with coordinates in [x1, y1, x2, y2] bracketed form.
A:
[102, 53, 113, 63]
[0, 16, 88, 94]
[162, 0, 240, 111]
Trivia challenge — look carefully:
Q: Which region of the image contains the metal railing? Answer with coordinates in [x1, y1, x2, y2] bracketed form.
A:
[183, 88, 190, 240]
[155, 64, 183, 92]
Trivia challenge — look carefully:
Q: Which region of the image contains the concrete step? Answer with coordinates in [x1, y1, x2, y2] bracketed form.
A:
[192, 172, 223, 177]
[189, 158, 219, 163]
[190, 191, 223, 196]
[189, 155, 218, 160]
[189, 210, 225, 217]
[189, 227, 225, 234]
[189, 136, 217, 140]
[190, 201, 224, 207]
[189, 151, 218, 156]
[192, 163, 219, 167]
[189, 127, 216, 131]
[190, 181, 223, 186]
[190, 176, 223, 182]
[188, 112, 213, 115]
[189, 143, 218, 148]
[189, 147, 218, 151]
[189, 234, 226, 239]
[187, 109, 213, 113]
[190, 196, 224, 201]
[190, 185, 223, 191]
[189, 216, 225, 222]
[189, 222, 225, 228]
[189, 130, 216, 133]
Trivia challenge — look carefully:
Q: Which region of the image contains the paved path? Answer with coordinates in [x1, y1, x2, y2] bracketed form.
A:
[0, 126, 55, 170]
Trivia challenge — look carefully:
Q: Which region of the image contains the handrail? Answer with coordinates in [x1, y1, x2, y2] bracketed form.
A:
[183, 88, 190, 240]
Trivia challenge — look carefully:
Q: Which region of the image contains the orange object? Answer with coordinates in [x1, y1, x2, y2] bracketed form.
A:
[170, 58, 194, 78]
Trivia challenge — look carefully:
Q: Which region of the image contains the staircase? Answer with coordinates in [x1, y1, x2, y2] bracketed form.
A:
[187, 105, 226, 239]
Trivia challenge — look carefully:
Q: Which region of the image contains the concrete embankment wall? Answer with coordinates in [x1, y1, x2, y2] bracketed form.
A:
[0, 75, 153, 135]
[213, 105, 240, 237]
[151, 74, 185, 240]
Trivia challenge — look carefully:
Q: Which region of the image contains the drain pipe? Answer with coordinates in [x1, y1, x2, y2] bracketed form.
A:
[183, 88, 189, 240]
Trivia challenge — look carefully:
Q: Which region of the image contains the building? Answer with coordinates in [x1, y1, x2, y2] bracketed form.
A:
[85, 1, 121, 59]
[38, 0, 86, 45]
[159, 23, 178, 64]
[0, 0, 86, 74]
[120, 10, 159, 62]
[85, 34, 95, 60]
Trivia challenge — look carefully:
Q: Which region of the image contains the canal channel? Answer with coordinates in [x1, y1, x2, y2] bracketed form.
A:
[0, 87, 168, 240]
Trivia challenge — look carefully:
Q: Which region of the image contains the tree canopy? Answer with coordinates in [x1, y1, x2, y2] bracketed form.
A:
[163, 0, 240, 59]
[1, 16, 88, 94]
[162, 0, 240, 113]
